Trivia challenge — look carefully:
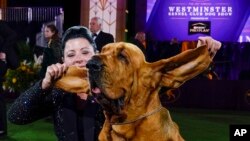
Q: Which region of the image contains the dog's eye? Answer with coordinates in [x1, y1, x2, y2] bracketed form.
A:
[118, 51, 129, 64]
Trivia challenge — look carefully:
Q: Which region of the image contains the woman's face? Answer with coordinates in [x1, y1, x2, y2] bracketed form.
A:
[63, 37, 95, 68]
[44, 27, 54, 39]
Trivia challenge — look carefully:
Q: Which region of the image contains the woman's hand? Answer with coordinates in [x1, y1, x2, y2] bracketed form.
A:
[0, 52, 6, 62]
[197, 36, 221, 59]
[42, 63, 67, 90]
[77, 93, 88, 100]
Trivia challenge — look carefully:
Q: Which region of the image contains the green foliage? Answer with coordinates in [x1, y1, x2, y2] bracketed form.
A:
[3, 61, 41, 92]
[3, 41, 41, 92]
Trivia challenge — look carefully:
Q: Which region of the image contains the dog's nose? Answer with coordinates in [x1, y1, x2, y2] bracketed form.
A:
[86, 57, 103, 71]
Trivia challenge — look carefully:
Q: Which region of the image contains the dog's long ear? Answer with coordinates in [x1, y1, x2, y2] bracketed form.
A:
[54, 66, 90, 93]
[151, 45, 212, 88]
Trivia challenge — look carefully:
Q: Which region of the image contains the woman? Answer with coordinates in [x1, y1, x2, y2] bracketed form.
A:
[40, 24, 63, 78]
[8, 26, 104, 141]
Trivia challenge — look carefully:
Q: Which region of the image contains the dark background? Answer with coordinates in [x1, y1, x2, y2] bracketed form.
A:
[7, 0, 81, 31]
[7, 0, 141, 39]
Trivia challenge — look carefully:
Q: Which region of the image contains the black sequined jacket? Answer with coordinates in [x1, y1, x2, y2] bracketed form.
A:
[8, 80, 104, 141]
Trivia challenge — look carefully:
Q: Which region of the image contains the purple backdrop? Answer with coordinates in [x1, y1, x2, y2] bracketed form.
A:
[146, 0, 250, 42]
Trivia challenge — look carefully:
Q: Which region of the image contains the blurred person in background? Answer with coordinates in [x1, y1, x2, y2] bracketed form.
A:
[39, 24, 63, 78]
[89, 16, 114, 52]
[0, 20, 19, 138]
[130, 31, 147, 56]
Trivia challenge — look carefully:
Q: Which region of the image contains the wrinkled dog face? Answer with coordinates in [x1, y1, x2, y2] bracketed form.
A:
[86, 42, 145, 115]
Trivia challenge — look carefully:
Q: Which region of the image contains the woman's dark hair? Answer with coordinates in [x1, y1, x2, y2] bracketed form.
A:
[61, 26, 97, 53]
[46, 24, 59, 39]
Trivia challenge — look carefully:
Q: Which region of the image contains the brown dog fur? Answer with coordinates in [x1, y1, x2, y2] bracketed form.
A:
[56, 42, 213, 141]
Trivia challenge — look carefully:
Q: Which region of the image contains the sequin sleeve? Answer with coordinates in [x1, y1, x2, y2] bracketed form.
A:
[7, 80, 55, 124]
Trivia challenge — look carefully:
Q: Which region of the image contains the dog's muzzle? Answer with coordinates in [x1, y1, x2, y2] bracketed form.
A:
[86, 56, 124, 115]
[86, 56, 104, 96]
[86, 56, 103, 72]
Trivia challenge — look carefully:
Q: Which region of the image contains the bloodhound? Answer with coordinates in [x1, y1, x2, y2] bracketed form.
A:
[55, 39, 221, 141]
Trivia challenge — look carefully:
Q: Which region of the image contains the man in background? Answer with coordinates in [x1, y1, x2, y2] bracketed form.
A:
[130, 32, 147, 56]
[89, 17, 114, 52]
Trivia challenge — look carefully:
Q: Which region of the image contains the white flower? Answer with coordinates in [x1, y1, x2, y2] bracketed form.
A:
[21, 60, 31, 66]
[34, 54, 43, 66]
